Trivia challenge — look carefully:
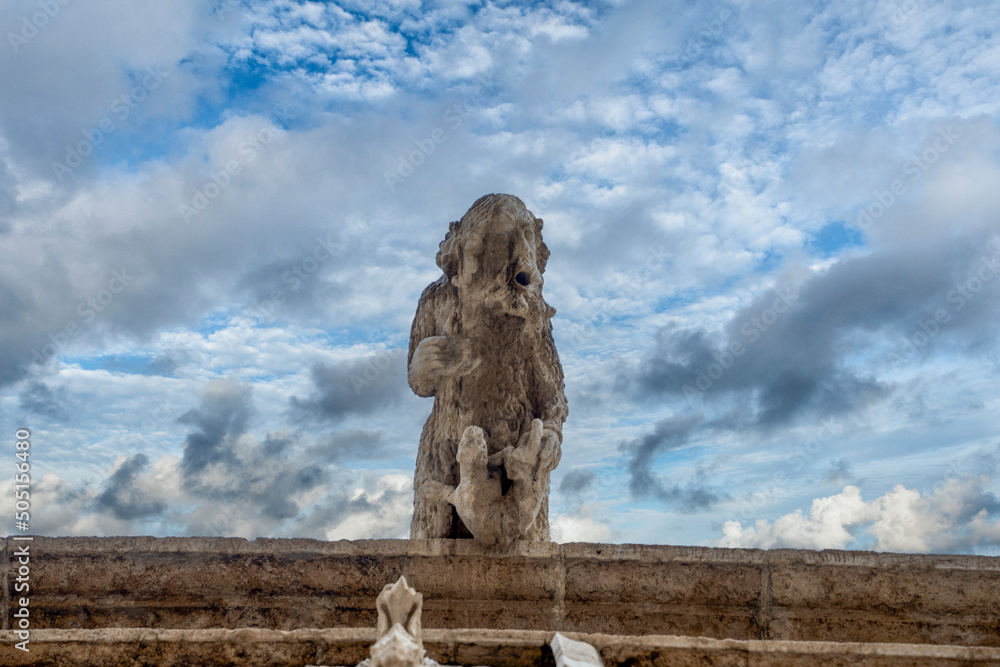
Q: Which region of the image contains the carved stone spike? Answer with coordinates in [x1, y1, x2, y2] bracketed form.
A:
[550, 632, 605, 667]
[367, 576, 428, 667]
[376, 576, 422, 647]
[408, 194, 568, 547]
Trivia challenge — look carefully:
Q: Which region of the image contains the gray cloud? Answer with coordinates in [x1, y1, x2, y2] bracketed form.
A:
[99, 353, 179, 376]
[233, 233, 350, 322]
[289, 353, 406, 422]
[176, 379, 327, 523]
[622, 178, 1000, 514]
[290, 463, 414, 540]
[2, 373, 417, 539]
[663, 482, 727, 512]
[635, 231, 1000, 428]
[0, 156, 15, 233]
[559, 468, 597, 496]
[258, 463, 326, 521]
[305, 428, 395, 463]
[0, 0, 213, 179]
[178, 378, 253, 478]
[621, 415, 701, 495]
[93, 453, 166, 520]
[18, 381, 69, 420]
[618, 414, 729, 511]
[824, 459, 853, 484]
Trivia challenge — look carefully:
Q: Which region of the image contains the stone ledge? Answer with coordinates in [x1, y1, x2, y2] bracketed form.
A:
[5, 536, 999, 645]
[3, 628, 1000, 666]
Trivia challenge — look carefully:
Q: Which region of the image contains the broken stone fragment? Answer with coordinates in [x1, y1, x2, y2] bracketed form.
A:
[551, 632, 605, 667]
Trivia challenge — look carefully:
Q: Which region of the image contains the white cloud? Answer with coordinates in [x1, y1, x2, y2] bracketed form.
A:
[551, 506, 612, 544]
[720, 476, 1000, 553]
[324, 473, 413, 540]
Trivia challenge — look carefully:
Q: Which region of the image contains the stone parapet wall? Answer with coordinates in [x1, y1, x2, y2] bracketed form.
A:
[3, 628, 1000, 667]
[4, 537, 999, 646]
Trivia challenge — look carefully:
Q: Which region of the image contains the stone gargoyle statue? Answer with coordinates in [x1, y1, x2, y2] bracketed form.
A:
[408, 193, 568, 548]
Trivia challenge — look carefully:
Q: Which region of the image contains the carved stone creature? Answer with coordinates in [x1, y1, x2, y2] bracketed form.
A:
[408, 194, 568, 547]
[376, 576, 423, 649]
[368, 576, 428, 667]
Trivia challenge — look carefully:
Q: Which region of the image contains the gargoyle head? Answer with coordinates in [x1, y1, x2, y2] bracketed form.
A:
[436, 194, 555, 326]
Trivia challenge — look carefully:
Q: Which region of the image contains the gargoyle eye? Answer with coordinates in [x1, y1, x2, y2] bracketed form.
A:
[514, 271, 530, 286]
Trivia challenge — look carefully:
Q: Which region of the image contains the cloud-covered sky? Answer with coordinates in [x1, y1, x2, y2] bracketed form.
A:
[2, 0, 999, 554]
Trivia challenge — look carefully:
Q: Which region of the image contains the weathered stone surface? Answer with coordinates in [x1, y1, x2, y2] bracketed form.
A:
[561, 543, 766, 639]
[0, 628, 369, 667]
[765, 549, 1000, 646]
[14, 537, 411, 630]
[5, 537, 999, 647]
[3, 628, 1000, 667]
[7, 537, 562, 632]
[408, 194, 568, 547]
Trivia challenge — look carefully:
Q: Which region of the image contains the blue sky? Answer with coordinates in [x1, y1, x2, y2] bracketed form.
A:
[1, 0, 999, 553]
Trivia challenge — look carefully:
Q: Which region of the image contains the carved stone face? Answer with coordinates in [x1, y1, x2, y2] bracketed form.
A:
[468, 227, 542, 319]
[443, 194, 548, 322]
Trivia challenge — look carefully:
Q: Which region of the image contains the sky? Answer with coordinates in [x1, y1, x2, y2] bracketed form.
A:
[1, 0, 999, 555]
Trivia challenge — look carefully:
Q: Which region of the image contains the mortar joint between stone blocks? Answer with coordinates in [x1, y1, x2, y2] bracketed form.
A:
[757, 559, 773, 640]
[554, 547, 568, 632]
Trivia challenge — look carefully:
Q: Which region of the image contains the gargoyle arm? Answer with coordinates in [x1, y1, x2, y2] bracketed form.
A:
[407, 277, 450, 398]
